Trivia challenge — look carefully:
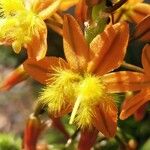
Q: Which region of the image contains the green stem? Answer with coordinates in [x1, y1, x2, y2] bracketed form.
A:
[65, 129, 80, 148]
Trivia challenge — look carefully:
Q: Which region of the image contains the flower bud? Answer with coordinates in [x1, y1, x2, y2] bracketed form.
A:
[78, 128, 98, 150]
[23, 114, 44, 150]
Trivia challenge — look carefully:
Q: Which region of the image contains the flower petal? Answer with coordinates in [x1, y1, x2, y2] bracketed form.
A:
[0, 65, 28, 91]
[134, 15, 150, 42]
[75, 0, 87, 27]
[120, 89, 150, 120]
[134, 103, 149, 121]
[102, 71, 146, 93]
[92, 97, 117, 137]
[63, 14, 89, 71]
[26, 20, 47, 60]
[49, 104, 72, 118]
[38, 0, 62, 20]
[142, 44, 150, 76]
[23, 57, 68, 84]
[78, 128, 98, 150]
[87, 22, 129, 75]
[59, 0, 79, 11]
[131, 3, 150, 24]
[31, 0, 52, 13]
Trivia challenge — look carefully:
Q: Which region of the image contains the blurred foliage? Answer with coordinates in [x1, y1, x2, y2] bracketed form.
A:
[0, 133, 21, 150]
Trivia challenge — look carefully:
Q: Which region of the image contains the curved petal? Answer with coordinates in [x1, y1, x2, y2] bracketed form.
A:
[31, 0, 52, 13]
[38, 0, 62, 20]
[87, 22, 129, 75]
[49, 103, 72, 118]
[23, 57, 68, 84]
[59, 0, 79, 11]
[63, 14, 89, 71]
[92, 97, 117, 137]
[131, 3, 150, 24]
[102, 71, 146, 93]
[134, 15, 150, 42]
[140, 30, 150, 42]
[0, 65, 28, 91]
[75, 0, 87, 27]
[78, 128, 98, 150]
[142, 44, 150, 76]
[120, 89, 150, 120]
[134, 102, 149, 121]
[26, 20, 47, 60]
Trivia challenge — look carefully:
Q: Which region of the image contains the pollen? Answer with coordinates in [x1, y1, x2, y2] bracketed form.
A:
[69, 74, 107, 127]
[0, 0, 25, 17]
[78, 74, 106, 105]
[38, 68, 82, 116]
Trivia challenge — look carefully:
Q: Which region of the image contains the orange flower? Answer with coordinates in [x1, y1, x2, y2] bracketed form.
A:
[114, 0, 150, 24]
[120, 44, 150, 120]
[24, 15, 144, 137]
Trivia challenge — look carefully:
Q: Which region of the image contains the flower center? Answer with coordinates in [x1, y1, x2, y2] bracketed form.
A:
[69, 74, 106, 125]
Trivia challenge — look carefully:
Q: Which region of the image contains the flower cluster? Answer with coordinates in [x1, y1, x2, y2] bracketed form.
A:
[0, 0, 150, 149]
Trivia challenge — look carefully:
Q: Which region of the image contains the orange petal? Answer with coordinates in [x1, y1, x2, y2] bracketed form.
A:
[140, 30, 150, 42]
[102, 71, 146, 93]
[92, 97, 117, 137]
[134, 102, 149, 121]
[63, 14, 89, 71]
[47, 19, 63, 36]
[120, 89, 150, 120]
[23, 57, 68, 84]
[32, 0, 52, 13]
[131, 3, 150, 24]
[78, 128, 98, 150]
[87, 22, 129, 75]
[59, 0, 79, 11]
[26, 21, 47, 60]
[134, 15, 150, 42]
[50, 104, 72, 118]
[23, 114, 44, 150]
[38, 0, 62, 20]
[75, 0, 88, 28]
[142, 44, 150, 76]
[0, 65, 28, 91]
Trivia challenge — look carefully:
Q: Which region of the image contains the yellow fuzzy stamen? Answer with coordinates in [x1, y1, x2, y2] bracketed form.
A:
[39, 69, 108, 128]
[39, 68, 82, 115]
[69, 74, 106, 127]
[0, 0, 25, 17]
[0, 9, 44, 53]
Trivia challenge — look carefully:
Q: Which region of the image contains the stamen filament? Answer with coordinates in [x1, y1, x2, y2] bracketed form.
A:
[69, 95, 82, 124]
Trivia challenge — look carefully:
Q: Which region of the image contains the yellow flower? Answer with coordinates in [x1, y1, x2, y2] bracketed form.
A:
[0, 0, 47, 60]
[0, 0, 79, 60]
[23, 15, 145, 137]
